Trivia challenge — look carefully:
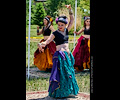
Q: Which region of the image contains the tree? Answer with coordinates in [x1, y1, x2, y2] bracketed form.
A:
[26, 0, 29, 26]
[46, 0, 79, 18]
[33, 2, 46, 28]
[79, 0, 90, 17]
[26, 0, 36, 25]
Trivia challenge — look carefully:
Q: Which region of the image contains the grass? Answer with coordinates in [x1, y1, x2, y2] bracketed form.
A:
[26, 73, 90, 93]
[26, 77, 49, 92]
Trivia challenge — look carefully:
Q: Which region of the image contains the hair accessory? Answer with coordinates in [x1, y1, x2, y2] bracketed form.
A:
[45, 17, 50, 22]
[56, 16, 68, 24]
[55, 17, 59, 24]
[84, 16, 90, 21]
[49, 18, 53, 22]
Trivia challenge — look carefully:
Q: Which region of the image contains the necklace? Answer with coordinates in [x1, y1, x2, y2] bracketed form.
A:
[57, 28, 66, 36]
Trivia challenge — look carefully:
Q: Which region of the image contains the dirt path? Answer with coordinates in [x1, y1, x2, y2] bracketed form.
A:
[26, 91, 90, 100]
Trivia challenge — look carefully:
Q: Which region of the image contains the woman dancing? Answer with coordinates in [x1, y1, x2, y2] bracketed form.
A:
[73, 16, 90, 71]
[39, 5, 79, 98]
[34, 15, 56, 72]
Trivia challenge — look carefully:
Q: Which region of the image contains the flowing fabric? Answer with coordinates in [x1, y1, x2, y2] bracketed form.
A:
[72, 36, 90, 71]
[34, 39, 56, 71]
[48, 51, 79, 98]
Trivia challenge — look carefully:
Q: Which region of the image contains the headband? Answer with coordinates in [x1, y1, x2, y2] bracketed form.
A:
[45, 17, 50, 22]
[56, 17, 68, 24]
[84, 16, 90, 21]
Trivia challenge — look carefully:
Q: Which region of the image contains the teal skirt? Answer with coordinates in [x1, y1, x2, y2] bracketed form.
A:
[48, 51, 79, 98]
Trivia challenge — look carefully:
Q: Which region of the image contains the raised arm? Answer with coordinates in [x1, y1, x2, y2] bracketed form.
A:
[65, 5, 74, 32]
[49, 25, 55, 33]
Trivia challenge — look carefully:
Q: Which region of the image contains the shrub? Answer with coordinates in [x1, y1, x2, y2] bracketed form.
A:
[33, 2, 46, 28]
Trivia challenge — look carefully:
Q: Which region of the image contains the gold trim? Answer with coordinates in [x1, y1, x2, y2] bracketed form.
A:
[52, 82, 60, 95]
[58, 67, 60, 70]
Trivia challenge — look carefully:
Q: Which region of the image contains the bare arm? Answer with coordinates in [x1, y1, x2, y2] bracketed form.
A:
[49, 25, 55, 33]
[67, 14, 74, 32]
[65, 5, 74, 32]
[39, 34, 55, 47]
[74, 27, 84, 35]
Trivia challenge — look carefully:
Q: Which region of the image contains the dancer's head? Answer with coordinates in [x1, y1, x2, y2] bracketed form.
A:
[44, 15, 53, 26]
[84, 16, 90, 27]
[56, 16, 68, 32]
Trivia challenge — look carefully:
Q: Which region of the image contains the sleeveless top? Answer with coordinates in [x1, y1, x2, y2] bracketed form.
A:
[43, 25, 51, 36]
[52, 28, 69, 46]
[84, 27, 90, 35]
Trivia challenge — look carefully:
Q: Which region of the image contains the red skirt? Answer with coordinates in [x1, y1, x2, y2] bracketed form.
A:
[72, 35, 90, 71]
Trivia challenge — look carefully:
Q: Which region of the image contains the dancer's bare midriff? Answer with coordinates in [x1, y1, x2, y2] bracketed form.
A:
[56, 43, 70, 53]
[82, 35, 90, 39]
[44, 36, 49, 40]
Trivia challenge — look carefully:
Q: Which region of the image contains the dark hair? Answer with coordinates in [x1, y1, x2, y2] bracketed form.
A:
[59, 16, 67, 19]
[42, 15, 53, 33]
[84, 16, 90, 27]
[56, 16, 68, 24]
[44, 15, 53, 26]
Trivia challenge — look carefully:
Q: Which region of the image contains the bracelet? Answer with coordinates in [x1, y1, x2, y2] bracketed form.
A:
[37, 30, 39, 33]
[69, 9, 73, 15]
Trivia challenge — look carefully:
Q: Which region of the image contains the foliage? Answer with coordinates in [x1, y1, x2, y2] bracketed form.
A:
[26, 0, 29, 26]
[26, 1, 46, 27]
[26, 0, 35, 26]
[79, 0, 90, 17]
[45, 0, 89, 18]
[26, 0, 90, 28]
[33, 2, 46, 28]
[45, 0, 77, 18]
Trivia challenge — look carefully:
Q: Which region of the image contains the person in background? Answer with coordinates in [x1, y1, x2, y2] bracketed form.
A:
[73, 16, 90, 71]
[34, 15, 56, 72]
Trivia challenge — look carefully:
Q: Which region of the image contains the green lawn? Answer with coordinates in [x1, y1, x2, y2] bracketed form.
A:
[26, 72, 90, 93]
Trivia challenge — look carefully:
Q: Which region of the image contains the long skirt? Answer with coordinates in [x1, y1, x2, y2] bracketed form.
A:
[48, 51, 79, 98]
[72, 35, 90, 71]
[34, 39, 56, 71]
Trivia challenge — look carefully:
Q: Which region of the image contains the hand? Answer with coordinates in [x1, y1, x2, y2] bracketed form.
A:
[38, 43, 42, 52]
[37, 43, 45, 53]
[74, 31, 79, 35]
[65, 5, 71, 10]
[41, 49, 44, 53]
[41, 42, 46, 48]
